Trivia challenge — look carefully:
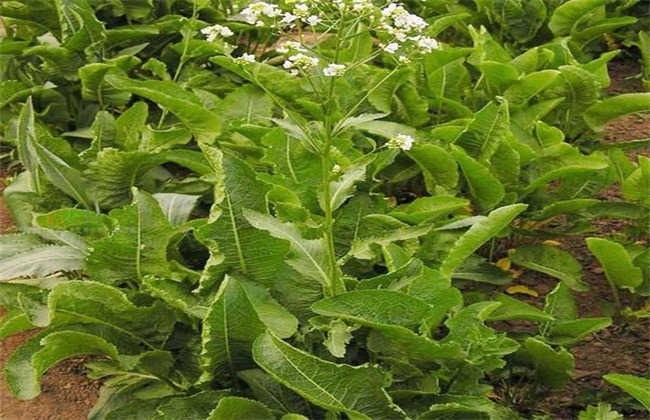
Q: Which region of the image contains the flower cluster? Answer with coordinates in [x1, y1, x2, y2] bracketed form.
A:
[200, 24, 233, 42]
[323, 63, 346, 77]
[387, 134, 415, 151]
[283, 53, 319, 75]
[378, 3, 439, 58]
[240, 1, 323, 28]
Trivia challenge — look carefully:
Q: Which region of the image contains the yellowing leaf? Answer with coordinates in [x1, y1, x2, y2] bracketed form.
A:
[543, 240, 562, 247]
[495, 258, 511, 271]
[506, 285, 539, 297]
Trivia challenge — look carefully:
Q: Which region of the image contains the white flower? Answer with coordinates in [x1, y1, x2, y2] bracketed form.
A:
[305, 15, 322, 26]
[388, 134, 414, 151]
[201, 24, 234, 42]
[282, 53, 319, 72]
[241, 2, 281, 25]
[415, 36, 439, 53]
[398, 55, 411, 64]
[323, 63, 346, 77]
[351, 0, 373, 12]
[281, 12, 299, 25]
[293, 3, 310, 17]
[234, 53, 257, 64]
[276, 40, 305, 54]
[383, 42, 399, 54]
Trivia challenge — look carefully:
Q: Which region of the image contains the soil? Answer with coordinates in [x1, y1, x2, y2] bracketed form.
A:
[0, 58, 648, 419]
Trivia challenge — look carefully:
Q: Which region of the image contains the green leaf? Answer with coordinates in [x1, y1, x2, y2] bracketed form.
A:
[208, 397, 274, 420]
[369, 68, 429, 127]
[5, 331, 119, 399]
[106, 75, 221, 143]
[195, 147, 291, 291]
[252, 332, 403, 419]
[218, 85, 274, 125]
[548, 317, 611, 346]
[523, 337, 574, 389]
[0, 233, 45, 259]
[312, 290, 463, 360]
[154, 391, 229, 420]
[322, 157, 373, 213]
[603, 374, 650, 411]
[418, 395, 515, 419]
[243, 210, 333, 293]
[115, 101, 149, 151]
[487, 294, 554, 322]
[584, 93, 650, 132]
[450, 146, 505, 211]
[407, 145, 459, 190]
[509, 244, 588, 291]
[544, 283, 578, 321]
[200, 276, 267, 382]
[153, 193, 200, 226]
[0, 245, 85, 281]
[238, 369, 309, 415]
[578, 403, 623, 420]
[586, 238, 643, 289]
[622, 156, 650, 205]
[86, 189, 174, 285]
[79, 58, 138, 107]
[504, 70, 560, 107]
[440, 204, 527, 277]
[454, 100, 510, 162]
[86, 148, 166, 209]
[548, 0, 609, 36]
[389, 196, 469, 225]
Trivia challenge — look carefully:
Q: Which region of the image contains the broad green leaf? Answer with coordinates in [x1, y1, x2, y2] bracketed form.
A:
[238, 370, 309, 415]
[218, 85, 273, 125]
[54, 0, 105, 52]
[407, 145, 459, 190]
[153, 391, 229, 420]
[479, 61, 519, 95]
[79, 58, 138, 107]
[208, 397, 274, 420]
[487, 294, 554, 322]
[523, 337, 574, 389]
[243, 210, 334, 293]
[86, 148, 166, 209]
[584, 93, 650, 132]
[603, 374, 650, 411]
[16, 98, 43, 193]
[312, 290, 463, 360]
[238, 280, 298, 339]
[586, 238, 642, 289]
[451, 146, 505, 211]
[544, 283, 578, 321]
[253, 332, 403, 419]
[106, 75, 221, 143]
[572, 17, 637, 50]
[33, 209, 111, 240]
[418, 395, 515, 419]
[0, 245, 85, 281]
[86, 189, 174, 284]
[440, 204, 527, 277]
[5, 331, 119, 399]
[548, 0, 609, 36]
[578, 403, 623, 420]
[369, 68, 429, 127]
[195, 147, 291, 290]
[389, 196, 469, 225]
[504, 70, 560, 107]
[143, 276, 205, 318]
[548, 317, 612, 346]
[454, 101, 509, 161]
[622, 155, 650, 205]
[115, 101, 148, 151]
[452, 256, 513, 285]
[509, 244, 588, 291]
[153, 193, 200, 226]
[347, 224, 431, 261]
[200, 276, 267, 382]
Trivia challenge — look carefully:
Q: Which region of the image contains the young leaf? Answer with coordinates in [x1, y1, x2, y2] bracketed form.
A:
[321, 157, 373, 213]
[603, 374, 650, 411]
[200, 276, 267, 382]
[440, 204, 527, 278]
[523, 337, 574, 389]
[252, 332, 403, 419]
[578, 403, 623, 420]
[105, 75, 222, 143]
[584, 93, 650, 132]
[509, 244, 588, 291]
[586, 238, 643, 289]
[86, 189, 174, 285]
